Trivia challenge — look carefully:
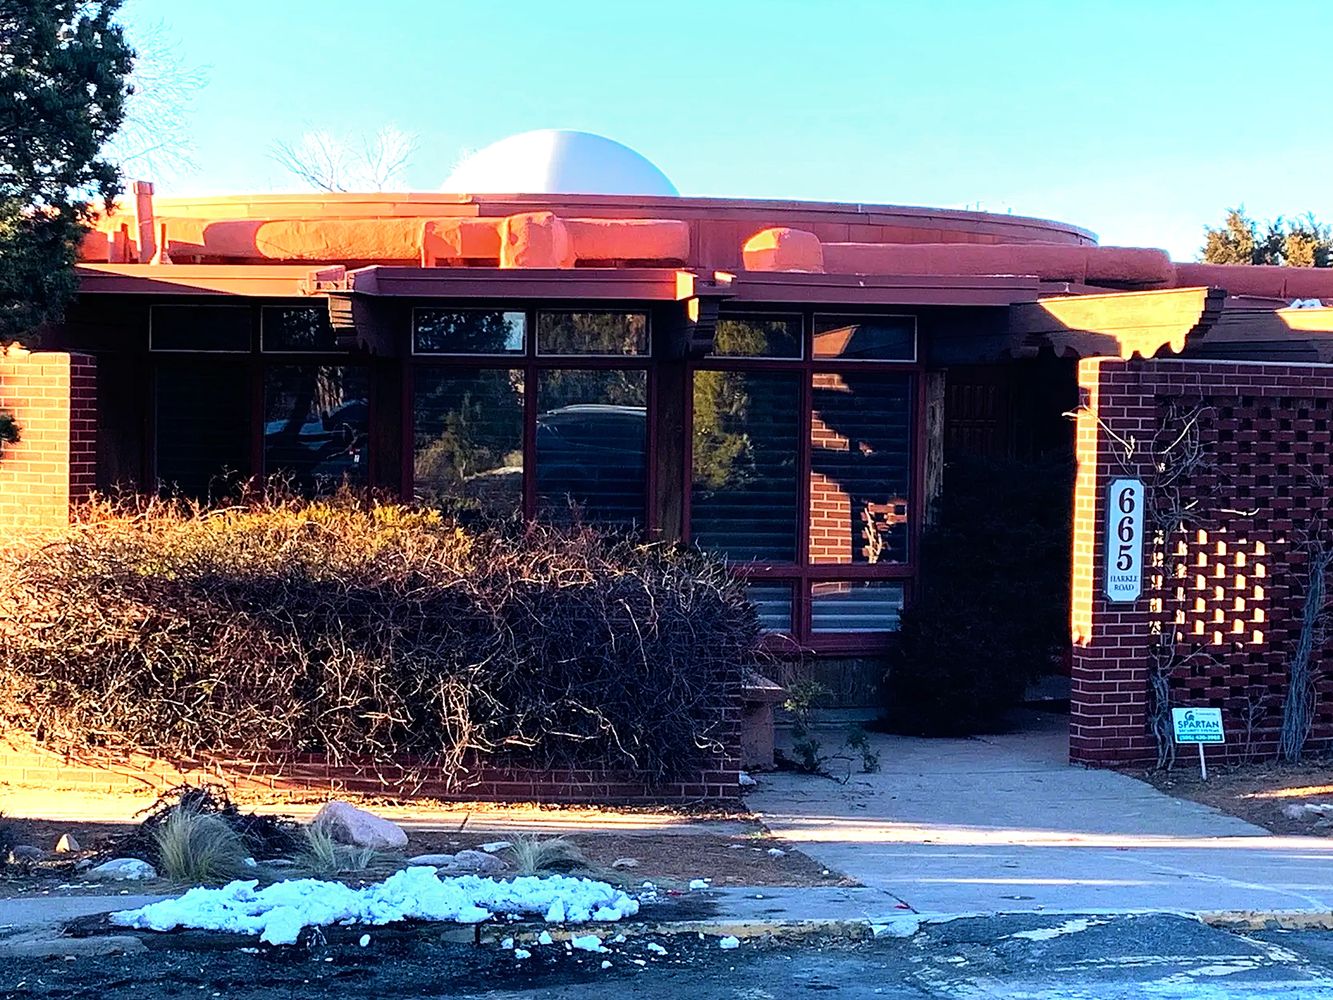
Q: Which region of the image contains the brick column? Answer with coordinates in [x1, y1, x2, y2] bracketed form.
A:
[1069, 358, 1156, 765]
[0, 346, 97, 531]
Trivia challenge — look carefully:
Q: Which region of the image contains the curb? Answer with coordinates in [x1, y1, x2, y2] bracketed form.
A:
[1199, 909, 1333, 931]
[474, 915, 920, 946]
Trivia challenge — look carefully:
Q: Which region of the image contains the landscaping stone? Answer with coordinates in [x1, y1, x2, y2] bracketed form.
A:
[611, 857, 640, 869]
[54, 833, 80, 853]
[312, 801, 408, 851]
[479, 841, 512, 853]
[406, 850, 508, 874]
[7, 845, 44, 863]
[87, 858, 157, 881]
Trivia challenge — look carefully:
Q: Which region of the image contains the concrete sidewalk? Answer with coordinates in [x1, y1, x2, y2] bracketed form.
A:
[749, 712, 1333, 916]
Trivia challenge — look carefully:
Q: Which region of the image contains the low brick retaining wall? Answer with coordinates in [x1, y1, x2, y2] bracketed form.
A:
[0, 733, 741, 804]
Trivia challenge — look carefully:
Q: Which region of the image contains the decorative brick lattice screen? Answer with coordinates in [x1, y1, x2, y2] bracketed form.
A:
[1072, 358, 1333, 766]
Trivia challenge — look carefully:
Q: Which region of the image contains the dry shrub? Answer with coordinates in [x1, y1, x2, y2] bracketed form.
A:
[0, 492, 755, 786]
[125, 783, 302, 862]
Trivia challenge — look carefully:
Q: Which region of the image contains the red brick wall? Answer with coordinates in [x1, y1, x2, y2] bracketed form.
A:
[0, 347, 96, 531]
[0, 732, 742, 804]
[1071, 357, 1333, 766]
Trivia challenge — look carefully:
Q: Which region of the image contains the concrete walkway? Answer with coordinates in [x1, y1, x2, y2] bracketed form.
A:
[749, 712, 1333, 916]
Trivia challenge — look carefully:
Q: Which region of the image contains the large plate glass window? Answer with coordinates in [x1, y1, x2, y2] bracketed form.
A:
[691, 370, 800, 562]
[262, 306, 340, 352]
[810, 580, 905, 633]
[150, 304, 251, 352]
[414, 309, 526, 355]
[414, 369, 524, 511]
[537, 311, 648, 356]
[536, 369, 647, 525]
[746, 581, 795, 633]
[263, 366, 369, 492]
[155, 364, 252, 499]
[713, 315, 802, 359]
[809, 372, 912, 564]
[812, 314, 916, 361]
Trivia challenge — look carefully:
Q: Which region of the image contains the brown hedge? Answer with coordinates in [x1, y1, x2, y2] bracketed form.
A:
[0, 496, 756, 786]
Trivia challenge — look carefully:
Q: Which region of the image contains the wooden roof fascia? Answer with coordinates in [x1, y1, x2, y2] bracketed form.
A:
[1010, 286, 1227, 360]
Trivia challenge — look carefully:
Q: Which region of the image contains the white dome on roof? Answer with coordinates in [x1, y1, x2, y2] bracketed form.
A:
[441, 129, 678, 197]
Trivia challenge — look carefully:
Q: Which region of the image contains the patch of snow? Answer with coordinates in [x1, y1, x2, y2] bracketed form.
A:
[766, 848, 786, 858]
[358, 934, 370, 948]
[600, 960, 612, 969]
[500, 936, 514, 950]
[111, 868, 639, 947]
[537, 931, 554, 945]
[719, 935, 740, 950]
[1290, 298, 1325, 309]
[571, 933, 603, 952]
[871, 916, 921, 938]
[738, 771, 757, 786]
[688, 879, 710, 890]
[646, 942, 668, 955]
[1009, 918, 1098, 942]
[513, 948, 531, 960]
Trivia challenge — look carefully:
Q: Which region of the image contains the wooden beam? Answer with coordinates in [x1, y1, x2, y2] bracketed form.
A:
[1010, 286, 1226, 360]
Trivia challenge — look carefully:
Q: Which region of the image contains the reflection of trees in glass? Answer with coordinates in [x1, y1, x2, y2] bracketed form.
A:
[714, 317, 800, 358]
[691, 371, 800, 562]
[414, 370, 523, 508]
[540, 368, 646, 412]
[536, 369, 647, 526]
[264, 307, 337, 351]
[537, 312, 648, 356]
[414, 311, 523, 354]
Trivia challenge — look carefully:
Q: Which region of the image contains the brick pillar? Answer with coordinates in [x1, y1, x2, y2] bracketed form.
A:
[0, 346, 97, 530]
[1069, 358, 1156, 766]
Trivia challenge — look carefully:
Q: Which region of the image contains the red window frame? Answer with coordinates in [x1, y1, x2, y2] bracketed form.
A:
[404, 305, 658, 530]
[684, 310, 926, 653]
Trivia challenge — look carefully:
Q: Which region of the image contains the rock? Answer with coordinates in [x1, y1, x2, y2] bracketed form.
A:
[738, 771, 758, 787]
[479, 841, 512, 853]
[54, 833, 81, 854]
[7, 845, 44, 863]
[407, 853, 458, 867]
[406, 850, 507, 874]
[311, 801, 408, 851]
[610, 857, 640, 869]
[86, 858, 156, 881]
[450, 849, 507, 874]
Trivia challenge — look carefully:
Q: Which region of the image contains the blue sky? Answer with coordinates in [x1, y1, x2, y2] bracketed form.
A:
[117, 0, 1332, 260]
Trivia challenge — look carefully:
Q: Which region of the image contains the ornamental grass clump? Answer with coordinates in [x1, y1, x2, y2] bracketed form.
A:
[0, 491, 755, 786]
[153, 808, 252, 886]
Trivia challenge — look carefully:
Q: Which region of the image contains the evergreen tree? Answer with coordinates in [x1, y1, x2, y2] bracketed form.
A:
[1201, 207, 1331, 267]
[0, 1, 133, 345]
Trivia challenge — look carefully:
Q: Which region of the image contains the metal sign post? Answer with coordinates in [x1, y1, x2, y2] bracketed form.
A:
[1171, 707, 1225, 780]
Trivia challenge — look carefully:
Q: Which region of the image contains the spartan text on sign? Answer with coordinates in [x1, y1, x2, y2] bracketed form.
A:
[1171, 707, 1226, 744]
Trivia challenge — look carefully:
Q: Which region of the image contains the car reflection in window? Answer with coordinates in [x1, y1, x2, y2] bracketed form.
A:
[264, 397, 369, 491]
[536, 404, 646, 525]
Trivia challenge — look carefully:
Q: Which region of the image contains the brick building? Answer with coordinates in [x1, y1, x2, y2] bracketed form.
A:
[6, 130, 1333, 775]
